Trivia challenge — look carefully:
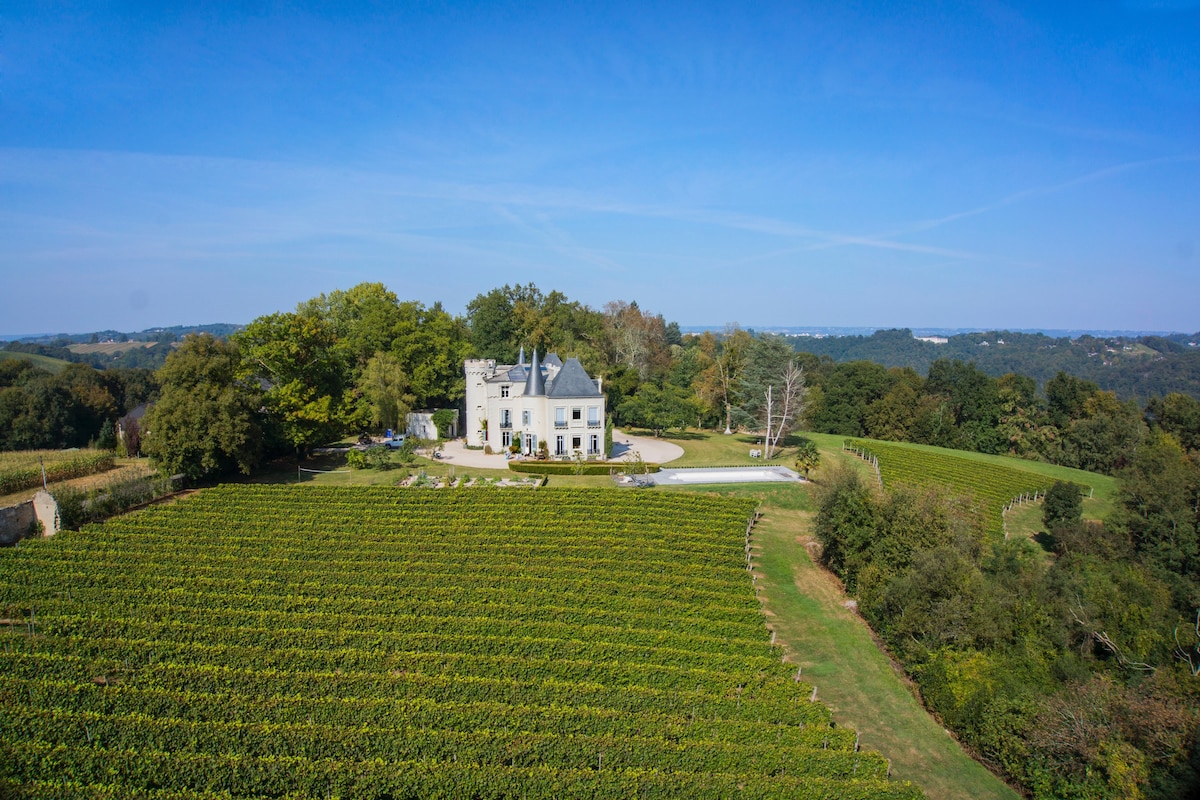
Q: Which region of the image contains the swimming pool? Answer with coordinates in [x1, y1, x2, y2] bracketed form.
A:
[647, 466, 802, 486]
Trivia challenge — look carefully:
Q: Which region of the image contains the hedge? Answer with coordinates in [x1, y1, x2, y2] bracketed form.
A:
[507, 461, 660, 476]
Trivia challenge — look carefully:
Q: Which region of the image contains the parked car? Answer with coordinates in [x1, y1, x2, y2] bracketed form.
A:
[384, 434, 407, 449]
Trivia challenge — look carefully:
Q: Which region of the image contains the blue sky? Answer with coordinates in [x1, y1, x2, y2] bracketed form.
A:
[2, 1, 1198, 335]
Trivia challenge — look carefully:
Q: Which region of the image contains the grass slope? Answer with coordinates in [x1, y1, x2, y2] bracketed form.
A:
[652, 430, 1082, 800]
[751, 505, 1019, 800]
[0, 351, 71, 373]
[0, 485, 920, 799]
[820, 434, 1118, 527]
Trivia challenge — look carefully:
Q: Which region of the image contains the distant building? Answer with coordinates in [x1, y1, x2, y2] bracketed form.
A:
[915, 336, 948, 344]
[464, 348, 606, 458]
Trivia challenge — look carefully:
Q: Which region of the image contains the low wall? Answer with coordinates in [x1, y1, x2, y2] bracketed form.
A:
[0, 491, 61, 546]
[0, 500, 35, 546]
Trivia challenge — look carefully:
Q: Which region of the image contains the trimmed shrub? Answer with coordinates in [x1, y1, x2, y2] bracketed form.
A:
[508, 461, 660, 476]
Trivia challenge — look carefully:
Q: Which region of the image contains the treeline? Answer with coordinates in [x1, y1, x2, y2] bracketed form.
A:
[0, 359, 156, 451]
[137, 284, 819, 479]
[799, 357, 1200, 477]
[791, 328, 1200, 399]
[10, 282, 1200, 489]
[814, 425, 1200, 797]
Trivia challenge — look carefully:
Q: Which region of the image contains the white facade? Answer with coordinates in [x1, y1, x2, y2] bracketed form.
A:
[464, 350, 606, 458]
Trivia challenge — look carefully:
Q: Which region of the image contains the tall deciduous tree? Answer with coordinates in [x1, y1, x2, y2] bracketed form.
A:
[1113, 432, 1200, 601]
[695, 326, 752, 434]
[354, 352, 413, 433]
[389, 301, 472, 408]
[603, 300, 669, 381]
[297, 282, 403, 369]
[142, 335, 263, 481]
[1043, 481, 1083, 532]
[234, 312, 344, 456]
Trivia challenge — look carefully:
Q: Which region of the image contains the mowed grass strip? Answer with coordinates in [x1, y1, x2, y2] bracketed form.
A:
[0, 485, 922, 799]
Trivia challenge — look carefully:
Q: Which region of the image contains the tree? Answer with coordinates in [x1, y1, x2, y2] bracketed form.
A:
[1112, 432, 1200, 600]
[431, 408, 457, 439]
[1046, 372, 1099, 429]
[353, 352, 413, 433]
[865, 381, 919, 442]
[1043, 481, 1083, 533]
[617, 383, 700, 437]
[95, 419, 117, 450]
[813, 467, 876, 590]
[760, 360, 808, 460]
[296, 282, 405, 370]
[234, 312, 345, 456]
[794, 439, 820, 478]
[1146, 393, 1200, 453]
[142, 335, 263, 481]
[925, 359, 1003, 454]
[807, 360, 892, 436]
[996, 373, 1056, 459]
[466, 284, 605, 368]
[695, 326, 752, 434]
[1062, 391, 1146, 474]
[389, 301, 472, 408]
[603, 300, 669, 381]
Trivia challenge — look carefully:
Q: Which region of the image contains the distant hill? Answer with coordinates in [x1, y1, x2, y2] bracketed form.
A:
[5, 322, 242, 346]
[790, 328, 1200, 400]
[1, 324, 241, 371]
[0, 350, 73, 373]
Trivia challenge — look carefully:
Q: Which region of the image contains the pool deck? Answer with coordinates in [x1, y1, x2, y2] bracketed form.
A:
[646, 465, 803, 486]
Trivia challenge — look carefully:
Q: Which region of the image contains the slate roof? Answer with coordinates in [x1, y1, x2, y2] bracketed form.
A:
[547, 357, 602, 398]
[524, 350, 546, 395]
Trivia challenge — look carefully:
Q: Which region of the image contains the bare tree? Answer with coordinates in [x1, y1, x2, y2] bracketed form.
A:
[762, 361, 808, 460]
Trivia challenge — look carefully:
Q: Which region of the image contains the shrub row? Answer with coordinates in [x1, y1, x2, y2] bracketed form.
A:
[507, 461, 660, 476]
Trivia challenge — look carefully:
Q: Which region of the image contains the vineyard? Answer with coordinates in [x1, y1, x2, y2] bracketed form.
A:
[844, 439, 1063, 535]
[0, 450, 115, 496]
[0, 485, 921, 799]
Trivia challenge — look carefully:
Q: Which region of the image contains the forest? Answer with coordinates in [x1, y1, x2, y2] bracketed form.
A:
[790, 327, 1200, 399]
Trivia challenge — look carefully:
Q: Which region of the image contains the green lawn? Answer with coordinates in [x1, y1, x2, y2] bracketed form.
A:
[629, 427, 804, 468]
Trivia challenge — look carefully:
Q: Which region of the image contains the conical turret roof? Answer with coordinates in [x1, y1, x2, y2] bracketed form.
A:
[524, 349, 546, 396]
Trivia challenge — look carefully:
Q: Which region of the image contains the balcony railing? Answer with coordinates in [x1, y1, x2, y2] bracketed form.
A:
[499, 421, 512, 430]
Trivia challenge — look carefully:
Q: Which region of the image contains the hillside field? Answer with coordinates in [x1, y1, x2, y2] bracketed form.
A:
[0, 351, 71, 373]
[0, 485, 921, 799]
[841, 436, 1116, 534]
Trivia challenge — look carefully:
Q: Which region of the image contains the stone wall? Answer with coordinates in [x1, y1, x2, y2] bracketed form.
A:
[0, 499, 36, 546]
[0, 491, 61, 546]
